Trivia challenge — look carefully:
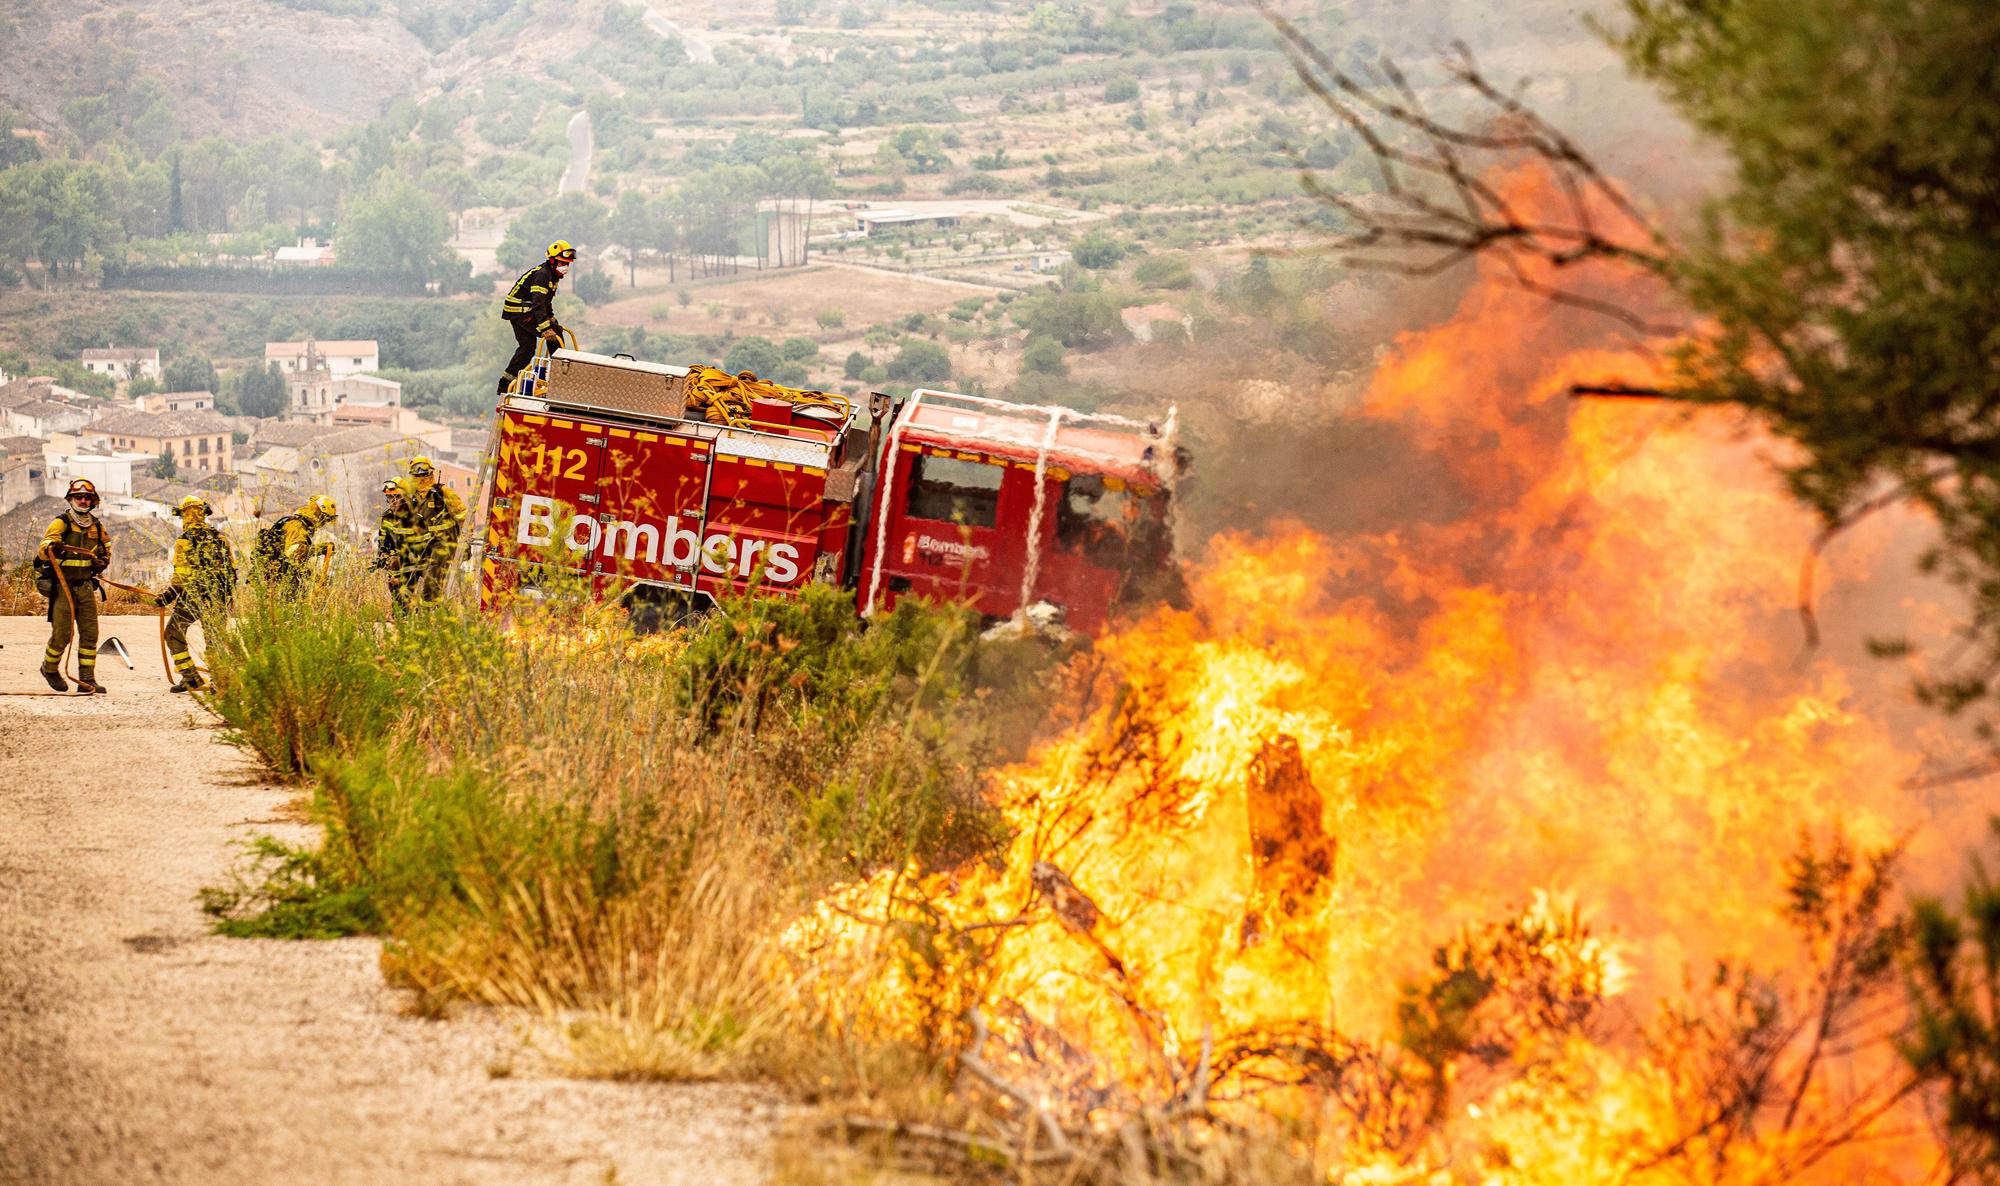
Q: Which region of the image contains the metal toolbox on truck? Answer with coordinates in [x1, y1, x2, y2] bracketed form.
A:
[542, 349, 690, 420]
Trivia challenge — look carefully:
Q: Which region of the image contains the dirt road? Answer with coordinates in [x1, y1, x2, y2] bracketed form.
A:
[0, 615, 777, 1186]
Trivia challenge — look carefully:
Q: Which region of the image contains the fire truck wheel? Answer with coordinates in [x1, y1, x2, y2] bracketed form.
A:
[623, 587, 707, 635]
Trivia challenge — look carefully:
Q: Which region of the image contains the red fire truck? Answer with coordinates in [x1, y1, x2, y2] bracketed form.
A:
[477, 349, 1183, 635]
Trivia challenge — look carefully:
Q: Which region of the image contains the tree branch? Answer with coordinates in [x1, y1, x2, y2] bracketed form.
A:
[1258, 4, 1676, 330]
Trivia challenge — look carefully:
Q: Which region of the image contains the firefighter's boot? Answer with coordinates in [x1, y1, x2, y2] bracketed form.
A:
[41, 667, 67, 692]
[164, 605, 203, 692]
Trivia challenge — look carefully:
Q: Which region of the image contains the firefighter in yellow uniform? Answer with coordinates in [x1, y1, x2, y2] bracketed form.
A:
[36, 478, 110, 693]
[497, 240, 576, 395]
[373, 478, 420, 609]
[256, 496, 339, 594]
[158, 494, 237, 693]
[404, 456, 465, 604]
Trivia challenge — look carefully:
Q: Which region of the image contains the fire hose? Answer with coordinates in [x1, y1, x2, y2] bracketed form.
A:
[50, 552, 83, 685]
[97, 574, 211, 687]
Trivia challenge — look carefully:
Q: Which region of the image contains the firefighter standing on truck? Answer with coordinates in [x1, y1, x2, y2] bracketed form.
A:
[497, 240, 576, 396]
[402, 456, 465, 604]
[158, 494, 236, 693]
[256, 496, 339, 594]
[35, 478, 110, 693]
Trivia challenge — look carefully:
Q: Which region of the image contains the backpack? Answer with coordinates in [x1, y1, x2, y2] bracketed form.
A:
[187, 524, 237, 601]
[254, 513, 306, 577]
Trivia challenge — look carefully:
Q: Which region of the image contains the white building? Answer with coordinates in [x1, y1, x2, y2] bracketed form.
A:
[0, 377, 98, 438]
[0, 435, 44, 516]
[4, 398, 92, 439]
[80, 347, 162, 382]
[40, 439, 154, 499]
[331, 373, 402, 407]
[855, 210, 960, 235]
[266, 338, 380, 379]
[273, 239, 335, 267]
[328, 403, 450, 450]
[134, 390, 215, 414]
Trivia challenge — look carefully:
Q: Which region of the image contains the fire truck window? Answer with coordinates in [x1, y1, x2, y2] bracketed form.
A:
[1057, 474, 1132, 564]
[906, 454, 1002, 528]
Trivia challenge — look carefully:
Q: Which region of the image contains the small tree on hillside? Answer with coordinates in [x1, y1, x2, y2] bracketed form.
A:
[223, 362, 287, 419]
[496, 193, 610, 273]
[336, 173, 455, 281]
[724, 336, 783, 377]
[888, 339, 951, 385]
[163, 353, 218, 393]
[1021, 334, 1067, 376]
[610, 191, 653, 288]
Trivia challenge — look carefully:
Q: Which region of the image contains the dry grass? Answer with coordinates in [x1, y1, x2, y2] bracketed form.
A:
[201, 558, 1048, 1086]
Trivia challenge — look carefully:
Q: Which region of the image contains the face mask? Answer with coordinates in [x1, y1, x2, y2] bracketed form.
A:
[69, 500, 94, 518]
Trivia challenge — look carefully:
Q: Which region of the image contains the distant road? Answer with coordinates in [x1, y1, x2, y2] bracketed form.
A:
[558, 110, 593, 197]
[639, 1, 716, 63]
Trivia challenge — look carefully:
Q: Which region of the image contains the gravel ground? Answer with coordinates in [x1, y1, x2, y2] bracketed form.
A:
[0, 615, 779, 1186]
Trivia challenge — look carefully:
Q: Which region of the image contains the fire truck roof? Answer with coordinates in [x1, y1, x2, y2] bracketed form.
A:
[896, 389, 1177, 487]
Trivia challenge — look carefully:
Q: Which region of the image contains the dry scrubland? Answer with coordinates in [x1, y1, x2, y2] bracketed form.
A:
[0, 615, 778, 1186]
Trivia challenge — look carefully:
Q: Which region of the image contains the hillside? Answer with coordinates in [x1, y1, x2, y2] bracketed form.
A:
[0, 0, 447, 144]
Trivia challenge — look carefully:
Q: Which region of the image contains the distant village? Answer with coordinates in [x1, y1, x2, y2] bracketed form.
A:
[0, 338, 484, 584]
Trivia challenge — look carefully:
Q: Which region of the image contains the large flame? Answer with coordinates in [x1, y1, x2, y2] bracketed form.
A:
[795, 245, 1989, 1177]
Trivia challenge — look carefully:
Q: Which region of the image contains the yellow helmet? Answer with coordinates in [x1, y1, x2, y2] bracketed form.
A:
[547, 240, 577, 262]
[177, 494, 211, 516]
[407, 455, 435, 476]
[306, 495, 338, 521]
[381, 478, 403, 496]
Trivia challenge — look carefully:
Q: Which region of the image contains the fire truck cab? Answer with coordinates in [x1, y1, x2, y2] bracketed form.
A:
[859, 389, 1182, 636]
[477, 350, 1181, 636]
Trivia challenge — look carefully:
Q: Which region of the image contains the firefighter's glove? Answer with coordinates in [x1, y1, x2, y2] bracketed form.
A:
[156, 586, 179, 608]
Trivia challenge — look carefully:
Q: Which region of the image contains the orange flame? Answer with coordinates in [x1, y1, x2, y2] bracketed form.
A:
[795, 241, 1990, 1178]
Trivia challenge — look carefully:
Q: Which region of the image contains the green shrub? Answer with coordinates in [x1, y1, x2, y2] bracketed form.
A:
[1134, 252, 1195, 289]
[1021, 333, 1067, 375]
[888, 339, 951, 384]
[724, 335, 782, 375]
[207, 587, 406, 777]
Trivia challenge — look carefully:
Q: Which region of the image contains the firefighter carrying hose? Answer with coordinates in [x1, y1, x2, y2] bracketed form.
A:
[255, 495, 339, 594]
[402, 456, 465, 604]
[157, 494, 236, 693]
[35, 478, 111, 693]
[497, 240, 576, 396]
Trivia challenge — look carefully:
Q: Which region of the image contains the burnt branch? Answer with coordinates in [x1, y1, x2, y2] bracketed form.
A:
[1260, 5, 1674, 330]
[1794, 478, 1936, 656]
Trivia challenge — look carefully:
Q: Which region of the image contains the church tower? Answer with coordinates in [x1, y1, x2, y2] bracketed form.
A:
[285, 335, 334, 423]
